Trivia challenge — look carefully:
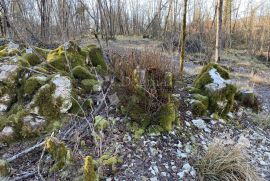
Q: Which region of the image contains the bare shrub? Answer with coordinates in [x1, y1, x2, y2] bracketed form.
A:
[196, 142, 263, 181]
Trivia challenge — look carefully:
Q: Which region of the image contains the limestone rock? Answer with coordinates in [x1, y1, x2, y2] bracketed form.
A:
[235, 90, 259, 111]
[51, 74, 72, 113]
[21, 115, 46, 137]
[193, 63, 236, 116]
[0, 126, 15, 142]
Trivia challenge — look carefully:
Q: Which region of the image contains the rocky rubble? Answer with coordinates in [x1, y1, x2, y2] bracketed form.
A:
[0, 39, 107, 143]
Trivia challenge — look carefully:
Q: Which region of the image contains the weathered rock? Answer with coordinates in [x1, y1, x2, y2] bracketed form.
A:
[108, 93, 120, 106]
[0, 64, 20, 84]
[0, 126, 15, 142]
[235, 90, 259, 111]
[31, 74, 72, 119]
[21, 115, 46, 137]
[193, 63, 237, 116]
[47, 41, 86, 71]
[51, 75, 72, 113]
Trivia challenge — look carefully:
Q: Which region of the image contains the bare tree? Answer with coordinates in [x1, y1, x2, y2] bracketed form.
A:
[179, 0, 188, 75]
[215, 0, 223, 63]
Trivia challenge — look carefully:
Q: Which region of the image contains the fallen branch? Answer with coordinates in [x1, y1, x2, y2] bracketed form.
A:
[7, 141, 45, 162]
[10, 172, 36, 181]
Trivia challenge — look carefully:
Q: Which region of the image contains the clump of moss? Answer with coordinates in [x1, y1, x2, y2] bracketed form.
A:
[45, 137, 72, 172]
[0, 159, 10, 177]
[94, 116, 109, 131]
[84, 45, 107, 71]
[0, 47, 20, 57]
[98, 153, 122, 173]
[158, 102, 176, 132]
[72, 66, 95, 80]
[83, 156, 97, 181]
[24, 76, 47, 95]
[192, 94, 209, 108]
[0, 104, 29, 141]
[235, 90, 259, 111]
[47, 41, 86, 71]
[191, 100, 207, 117]
[32, 83, 61, 120]
[21, 47, 49, 66]
[81, 79, 99, 93]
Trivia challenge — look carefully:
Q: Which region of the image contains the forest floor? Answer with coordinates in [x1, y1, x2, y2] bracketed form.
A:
[1, 37, 270, 180]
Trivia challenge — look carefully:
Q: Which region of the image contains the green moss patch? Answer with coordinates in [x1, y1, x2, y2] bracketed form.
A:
[84, 156, 96, 181]
[72, 66, 95, 80]
[158, 103, 176, 132]
[81, 79, 99, 93]
[32, 83, 61, 120]
[45, 137, 72, 172]
[24, 76, 47, 95]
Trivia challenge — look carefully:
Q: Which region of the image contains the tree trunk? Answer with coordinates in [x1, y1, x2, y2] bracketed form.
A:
[215, 0, 223, 63]
[179, 0, 188, 75]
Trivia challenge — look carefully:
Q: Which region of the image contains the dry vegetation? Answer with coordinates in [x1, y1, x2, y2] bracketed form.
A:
[196, 142, 263, 181]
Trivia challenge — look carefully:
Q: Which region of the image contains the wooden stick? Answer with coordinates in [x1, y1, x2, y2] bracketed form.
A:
[7, 141, 45, 162]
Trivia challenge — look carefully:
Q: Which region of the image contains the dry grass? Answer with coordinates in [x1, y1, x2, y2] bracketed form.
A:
[196, 142, 263, 181]
[250, 74, 269, 85]
[249, 112, 270, 130]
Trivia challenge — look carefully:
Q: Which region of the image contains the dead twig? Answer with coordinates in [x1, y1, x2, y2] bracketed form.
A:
[7, 141, 45, 162]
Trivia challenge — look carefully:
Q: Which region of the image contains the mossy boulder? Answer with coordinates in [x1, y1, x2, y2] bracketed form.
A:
[83, 45, 107, 71]
[0, 42, 20, 58]
[158, 102, 176, 132]
[21, 115, 46, 137]
[0, 64, 21, 113]
[191, 100, 207, 117]
[193, 63, 237, 117]
[47, 41, 86, 71]
[235, 90, 260, 111]
[24, 75, 47, 95]
[72, 66, 95, 80]
[31, 74, 72, 120]
[21, 47, 49, 66]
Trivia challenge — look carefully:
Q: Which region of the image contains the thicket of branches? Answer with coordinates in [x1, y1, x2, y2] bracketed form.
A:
[0, 0, 270, 54]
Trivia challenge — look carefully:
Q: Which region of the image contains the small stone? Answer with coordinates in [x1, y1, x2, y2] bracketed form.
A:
[259, 160, 268, 166]
[182, 163, 191, 171]
[0, 126, 14, 142]
[237, 135, 250, 148]
[161, 172, 167, 177]
[177, 171, 186, 178]
[186, 111, 192, 116]
[108, 93, 120, 106]
[185, 121, 191, 127]
[190, 168, 196, 177]
[192, 119, 207, 130]
[172, 166, 177, 172]
[185, 144, 192, 153]
[150, 177, 158, 181]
